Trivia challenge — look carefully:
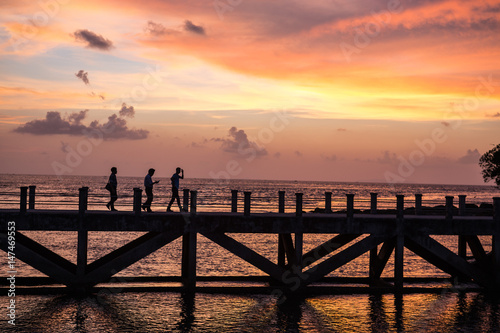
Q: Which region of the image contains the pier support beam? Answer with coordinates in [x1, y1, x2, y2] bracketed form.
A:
[415, 193, 422, 215]
[20, 186, 28, 214]
[28, 185, 36, 210]
[231, 190, 238, 213]
[295, 193, 303, 270]
[494, 197, 500, 288]
[325, 192, 332, 214]
[278, 191, 286, 267]
[183, 189, 190, 212]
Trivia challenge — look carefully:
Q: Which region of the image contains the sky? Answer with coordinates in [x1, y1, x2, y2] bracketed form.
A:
[0, 0, 499, 185]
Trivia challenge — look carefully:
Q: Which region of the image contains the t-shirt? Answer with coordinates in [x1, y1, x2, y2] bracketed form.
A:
[144, 174, 153, 188]
[108, 173, 117, 187]
[171, 173, 180, 189]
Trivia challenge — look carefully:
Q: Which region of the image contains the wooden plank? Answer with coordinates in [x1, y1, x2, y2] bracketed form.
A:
[301, 234, 360, 268]
[302, 234, 390, 287]
[0, 231, 76, 285]
[181, 231, 197, 289]
[84, 231, 182, 286]
[281, 233, 297, 266]
[202, 232, 285, 281]
[405, 234, 495, 289]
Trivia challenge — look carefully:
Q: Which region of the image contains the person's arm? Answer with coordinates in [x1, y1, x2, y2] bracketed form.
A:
[180, 169, 184, 179]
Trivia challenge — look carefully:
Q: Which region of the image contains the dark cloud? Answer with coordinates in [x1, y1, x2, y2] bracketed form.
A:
[377, 150, 398, 164]
[119, 103, 135, 118]
[488, 112, 500, 118]
[337, 128, 347, 132]
[145, 21, 169, 36]
[14, 110, 88, 135]
[73, 29, 113, 50]
[321, 154, 337, 162]
[457, 149, 480, 164]
[214, 127, 267, 157]
[295, 151, 303, 157]
[184, 20, 205, 35]
[14, 108, 148, 140]
[441, 122, 451, 127]
[75, 70, 89, 85]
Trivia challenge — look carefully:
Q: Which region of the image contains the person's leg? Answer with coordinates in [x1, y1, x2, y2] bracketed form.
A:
[110, 188, 118, 211]
[143, 187, 153, 211]
[167, 187, 176, 211]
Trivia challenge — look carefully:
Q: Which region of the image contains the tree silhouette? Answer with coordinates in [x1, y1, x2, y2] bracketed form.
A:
[479, 143, 500, 187]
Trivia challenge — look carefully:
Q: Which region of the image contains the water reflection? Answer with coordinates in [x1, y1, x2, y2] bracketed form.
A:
[4, 291, 500, 332]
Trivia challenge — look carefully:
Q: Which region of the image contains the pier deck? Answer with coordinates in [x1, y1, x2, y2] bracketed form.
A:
[1, 186, 499, 295]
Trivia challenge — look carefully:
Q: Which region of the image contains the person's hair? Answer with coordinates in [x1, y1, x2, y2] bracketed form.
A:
[176, 167, 181, 173]
[111, 167, 117, 172]
[148, 168, 155, 174]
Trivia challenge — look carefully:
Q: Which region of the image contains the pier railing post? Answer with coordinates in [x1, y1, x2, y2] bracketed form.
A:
[445, 196, 454, 220]
[28, 185, 36, 210]
[231, 190, 238, 213]
[244, 191, 251, 216]
[183, 189, 190, 212]
[133, 188, 142, 215]
[346, 194, 355, 220]
[20, 186, 28, 213]
[190, 190, 197, 215]
[395, 194, 405, 290]
[278, 191, 286, 267]
[295, 193, 304, 272]
[493, 197, 500, 287]
[370, 193, 378, 214]
[77, 187, 89, 289]
[458, 195, 466, 216]
[458, 195, 467, 261]
[415, 193, 422, 215]
[325, 191, 332, 213]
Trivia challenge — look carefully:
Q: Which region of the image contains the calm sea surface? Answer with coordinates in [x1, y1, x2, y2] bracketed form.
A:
[1, 174, 499, 332]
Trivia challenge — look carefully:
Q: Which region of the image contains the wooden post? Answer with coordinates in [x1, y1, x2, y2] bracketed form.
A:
[493, 197, 500, 287]
[231, 190, 238, 213]
[446, 196, 454, 220]
[415, 193, 422, 215]
[278, 191, 286, 267]
[458, 195, 466, 215]
[370, 193, 378, 214]
[244, 191, 251, 216]
[183, 189, 190, 212]
[190, 190, 197, 215]
[182, 202, 197, 290]
[395, 194, 404, 290]
[295, 193, 303, 271]
[458, 195, 467, 260]
[346, 194, 355, 220]
[278, 191, 285, 213]
[77, 187, 89, 285]
[20, 186, 28, 213]
[133, 188, 142, 215]
[28, 185, 36, 210]
[325, 192, 332, 213]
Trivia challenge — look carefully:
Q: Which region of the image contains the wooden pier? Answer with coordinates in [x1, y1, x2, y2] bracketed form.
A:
[1, 186, 500, 295]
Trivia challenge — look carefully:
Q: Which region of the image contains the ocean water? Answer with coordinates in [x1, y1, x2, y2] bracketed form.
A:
[1, 174, 500, 332]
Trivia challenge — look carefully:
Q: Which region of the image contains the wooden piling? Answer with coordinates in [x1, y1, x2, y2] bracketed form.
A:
[458, 195, 467, 260]
[325, 192, 332, 213]
[190, 191, 197, 215]
[494, 197, 500, 287]
[77, 187, 89, 285]
[446, 196, 454, 220]
[244, 192, 251, 216]
[415, 193, 422, 215]
[278, 191, 286, 267]
[133, 188, 142, 215]
[370, 193, 378, 214]
[20, 186, 28, 213]
[346, 194, 355, 220]
[231, 190, 238, 213]
[295, 193, 304, 271]
[395, 194, 404, 290]
[28, 185, 36, 210]
[183, 189, 190, 212]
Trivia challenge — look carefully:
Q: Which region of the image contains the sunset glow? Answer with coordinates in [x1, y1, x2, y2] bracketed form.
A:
[1, 0, 499, 184]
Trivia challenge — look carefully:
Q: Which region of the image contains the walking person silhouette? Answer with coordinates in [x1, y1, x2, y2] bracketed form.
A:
[142, 168, 159, 212]
[106, 167, 118, 211]
[167, 167, 184, 212]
